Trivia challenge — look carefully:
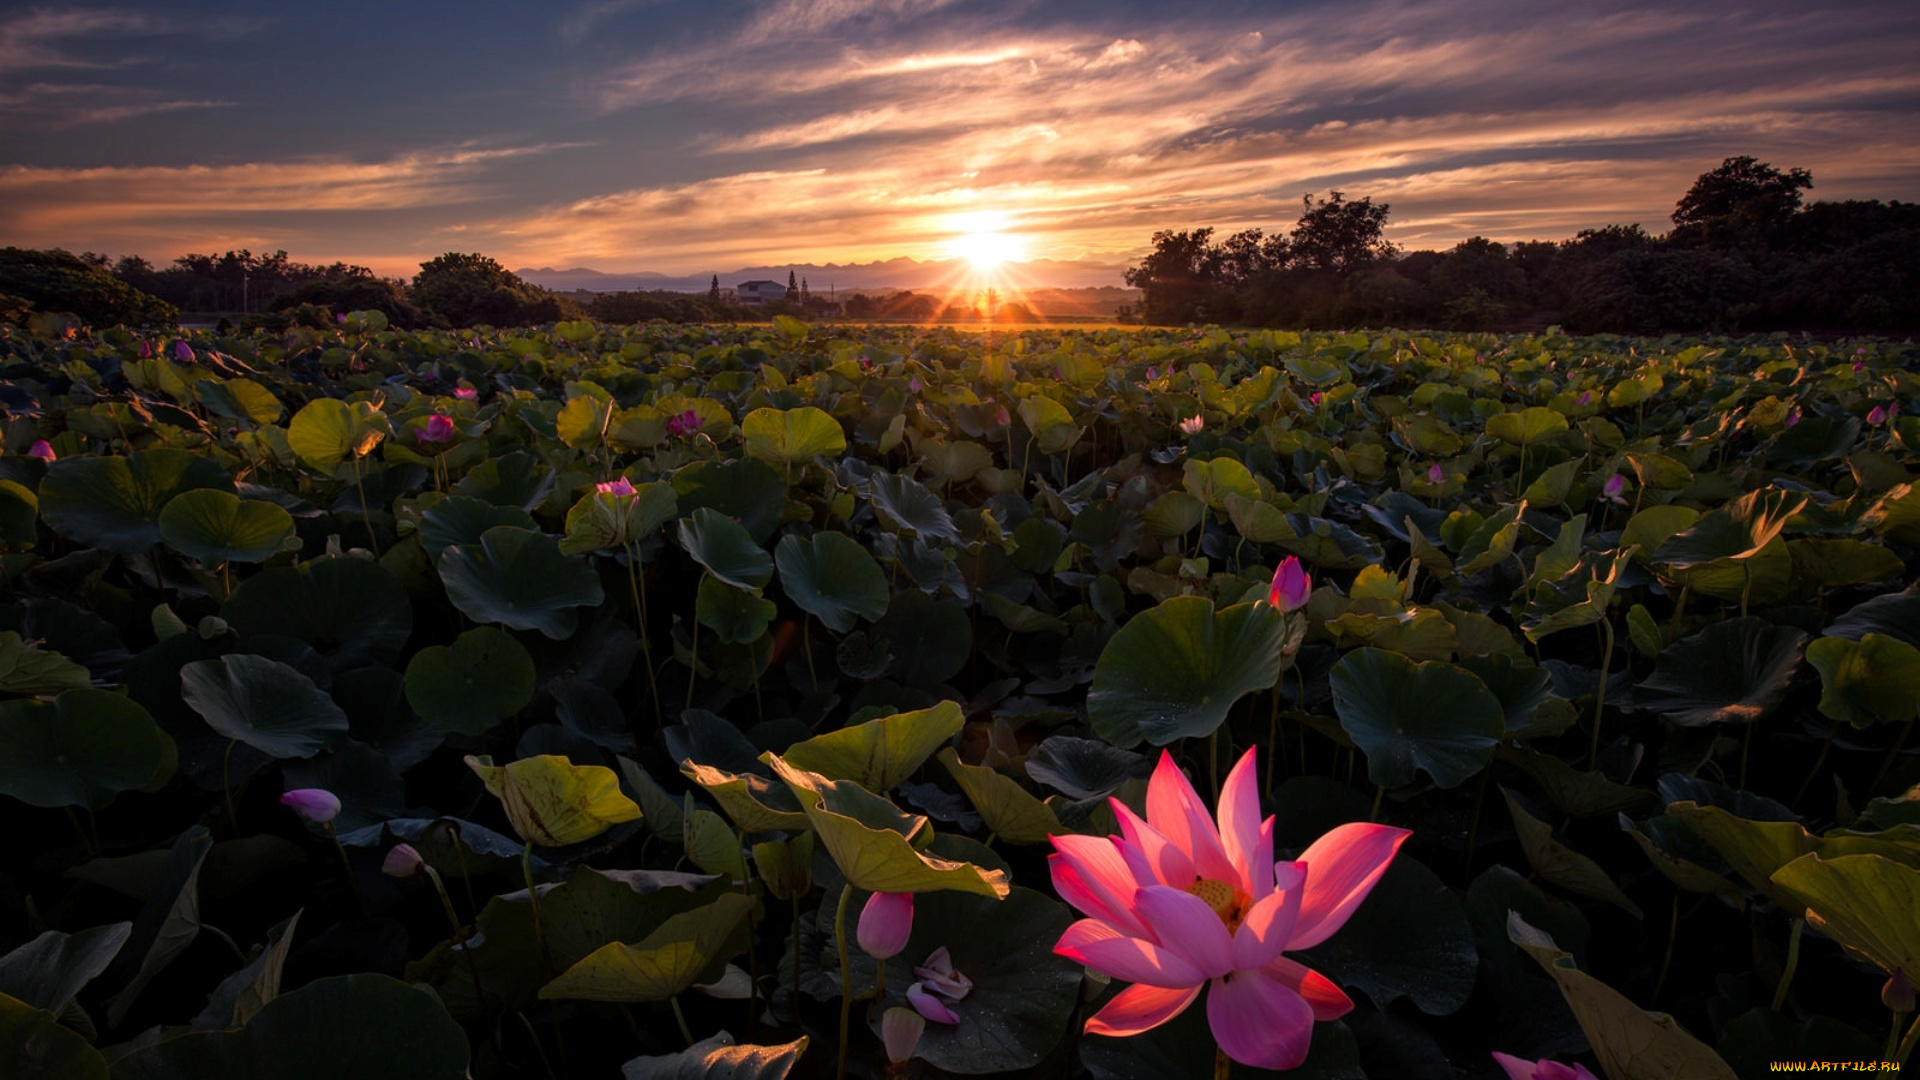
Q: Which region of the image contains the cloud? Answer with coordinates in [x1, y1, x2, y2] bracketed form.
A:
[0, 8, 161, 70]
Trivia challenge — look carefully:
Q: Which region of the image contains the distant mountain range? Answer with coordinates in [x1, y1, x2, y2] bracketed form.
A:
[515, 256, 1132, 294]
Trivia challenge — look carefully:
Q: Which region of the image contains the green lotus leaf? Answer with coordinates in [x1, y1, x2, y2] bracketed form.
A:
[555, 393, 617, 451]
[1182, 457, 1260, 512]
[540, 892, 756, 1003]
[0, 631, 91, 696]
[1827, 586, 1920, 649]
[939, 748, 1063, 845]
[450, 450, 554, 511]
[193, 377, 283, 427]
[403, 626, 536, 736]
[672, 458, 787, 544]
[868, 472, 960, 543]
[678, 507, 774, 591]
[621, 1034, 809, 1080]
[741, 406, 846, 473]
[1805, 633, 1920, 728]
[106, 825, 210, 1028]
[696, 576, 776, 644]
[766, 754, 1009, 896]
[1507, 914, 1736, 1080]
[1276, 513, 1386, 570]
[1716, 1009, 1882, 1080]
[683, 806, 748, 880]
[287, 398, 389, 473]
[1636, 617, 1805, 727]
[1652, 488, 1806, 567]
[774, 531, 889, 633]
[111, 974, 468, 1080]
[181, 654, 349, 759]
[1089, 597, 1287, 748]
[1787, 538, 1905, 588]
[1330, 648, 1504, 789]
[38, 449, 233, 555]
[1769, 853, 1920, 978]
[682, 761, 810, 833]
[1017, 394, 1083, 456]
[782, 700, 964, 791]
[158, 488, 295, 564]
[0, 690, 171, 810]
[0, 479, 38, 548]
[1505, 788, 1642, 916]
[221, 557, 412, 673]
[0, 922, 130, 1015]
[440, 526, 605, 639]
[1025, 736, 1152, 799]
[1619, 504, 1698, 558]
[1142, 491, 1204, 538]
[872, 591, 971, 685]
[1454, 501, 1526, 575]
[916, 437, 994, 487]
[1485, 406, 1568, 446]
[0, 992, 108, 1080]
[1667, 802, 1920, 911]
[415, 495, 537, 561]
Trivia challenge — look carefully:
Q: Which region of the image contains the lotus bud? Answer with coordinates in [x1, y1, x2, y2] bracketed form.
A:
[1267, 556, 1311, 613]
[1576, 390, 1592, 406]
[906, 981, 960, 1024]
[27, 440, 55, 461]
[1178, 415, 1204, 436]
[1785, 409, 1800, 428]
[908, 376, 923, 393]
[596, 476, 637, 497]
[1426, 462, 1444, 484]
[280, 788, 342, 824]
[882, 1006, 925, 1065]
[1867, 405, 1887, 426]
[420, 415, 456, 443]
[454, 387, 478, 401]
[995, 403, 1011, 427]
[138, 339, 153, 358]
[382, 843, 425, 877]
[1308, 391, 1323, 406]
[857, 891, 914, 960]
[1884, 968, 1915, 1013]
[173, 340, 194, 362]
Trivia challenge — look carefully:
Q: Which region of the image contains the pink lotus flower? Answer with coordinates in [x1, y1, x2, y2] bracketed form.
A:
[1426, 462, 1444, 484]
[419, 415, 456, 443]
[1308, 391, 1323, 407]
[173, 340, 194, 362]
[1575, 390, 1592, 407]
[1050, 749, 1408, 1069]
[1867, 404, 1888, 425]
[1178, 415, 1205, 437]
[382, 843, 424, 877]
[913, 946, 971, 1000]
[1785, 409, 1800, 428]
[858, 891, 914, 960]
[27, 440, 55, 461]
[280, 788, 342, 824]
[1145, 366, 1158, 381]
[1602, 473, 1627, 506]
[1491, 1052, 1599, 1080]
[596, 476, 637, 497]
[665, 409, 702, 437]
[907, 980, 961, 1025]
[1267, 557, 1310, 614]
[995, 404, 1011, 427]
[138, 339, 153, 359]
[454, 387, 478, 401]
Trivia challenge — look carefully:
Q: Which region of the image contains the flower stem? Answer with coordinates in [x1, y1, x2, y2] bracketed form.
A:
[324, 822, 369, 917]
[1771, 916, 1804, 1012]
[1895, 1008, 1920, 1065]
[671, 994, 694, 1046]
[835, 882, 854, 1080]
[1213, 1045, 1232, 1080]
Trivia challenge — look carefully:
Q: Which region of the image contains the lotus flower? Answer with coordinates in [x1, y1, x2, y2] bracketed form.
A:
[1426, 462, 1444, 484]
[1602, 473, 1628, 507]
[173, 340, 194, 362]
[1491, 1053, 1599, 1080]
[1179, 415, 1205, 436]
[858, 891, 914, 960]
[1785, 409, 1800, 428]
[419, 415, 456, 443]
[26, 440, 55, 461]
[454, 386, 478, 401]
[1267, 556, 1311, 614]
[1576, 390, 1592, 407]
[1049, 748, 1408, 1069]
[1867, 404, 1888, 425]
[907, 980, 961, 1024]
[596, 476, 637, 497]
[280, 788, 342, 824]
[666, 409, 702, 437]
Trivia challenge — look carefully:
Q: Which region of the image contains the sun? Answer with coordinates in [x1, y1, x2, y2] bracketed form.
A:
[945, 212, 1029, 272]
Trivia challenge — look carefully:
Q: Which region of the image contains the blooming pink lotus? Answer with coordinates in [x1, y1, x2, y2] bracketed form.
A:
[419, 415, 456, 443]
[1050, 748, 1408, 1069]
[26, 440, 55, 462]
[454, 387, 478, 401]
[596, 476, 637, 497]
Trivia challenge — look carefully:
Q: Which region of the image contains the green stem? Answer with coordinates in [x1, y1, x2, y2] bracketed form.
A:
[524, 841, 552, 973]
[1896, 1008, 1920, 1065]
[670, 994, 694, 1047]
[1590, 616, 1614, 766]
[1885, 1008, 1909, 1065]
[625, 545, 663, 730]
[1213, 1044, 1232, 1080]
[351, 456, 381, 557]
[835, 883, 854, 1080]
[427, 865, 490, 1010]
[1208, 728, 1221, 803]
[1653, 891, 1680, 1007]
[325, 822, 370, 917]
[1873, 716, 1916, 794]
[1794, 720, 1841, 806]
[222, 739, 240, 832]
[1370, 783, 1385, 822]
[1771, 916, 1804, 1012]
[791, 899, 803, 1017]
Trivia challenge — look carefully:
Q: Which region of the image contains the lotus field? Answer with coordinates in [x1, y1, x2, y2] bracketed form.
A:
[3, 313, 1920, 1079]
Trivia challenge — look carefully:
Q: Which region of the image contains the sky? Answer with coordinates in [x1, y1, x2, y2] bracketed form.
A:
[3, 0, 1918, 286]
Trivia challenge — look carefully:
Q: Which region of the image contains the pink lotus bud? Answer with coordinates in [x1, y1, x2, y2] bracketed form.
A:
[336, 313, 348, 324]
[173, 340, 194, 362]
[1603, 474, 1626, 502]
[420, 415, 456, 443]
[280, 788, 341, 824]
[1427, 462, 1444, 484]
[882, 1006, 925, 1064]
[454, 387, 478, 401]
[1178, 415, 1205, 436]
[906, 981, 960, 1025]
[27, 440, 55, 461]
[382, 843, 424, 877]
[1308, 391, 1323, 406]
[857, 891, 914, 960]
[1576, 390, 1592, 407]
[1868, 405, 1887, 425]
[912, 946, 972, 1000]
[995, 404, 1011, 427]
[1145, 366, 1157, 380]
[1785, 410, 1800, 428]
[596, 477, 637, 496]
[138, 339, 153, 358]
[908, 377, 923, 393]
[1853, 361, 1866, 373]
[1267, 556, 1310, 613]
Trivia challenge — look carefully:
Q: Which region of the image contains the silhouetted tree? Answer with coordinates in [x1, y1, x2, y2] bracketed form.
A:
[1289, 192, 1396, 272]
[1673, 156, 1812, 233]
[0, 247, 176, 327]
[410, 252, 579, 328]
[1124, 228, 1221, 323]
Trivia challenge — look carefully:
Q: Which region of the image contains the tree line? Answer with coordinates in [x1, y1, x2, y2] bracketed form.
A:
[1122, 157, 1920, 333]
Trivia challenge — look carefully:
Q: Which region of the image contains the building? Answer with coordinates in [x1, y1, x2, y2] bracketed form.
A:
[733, 280, 787, 306]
